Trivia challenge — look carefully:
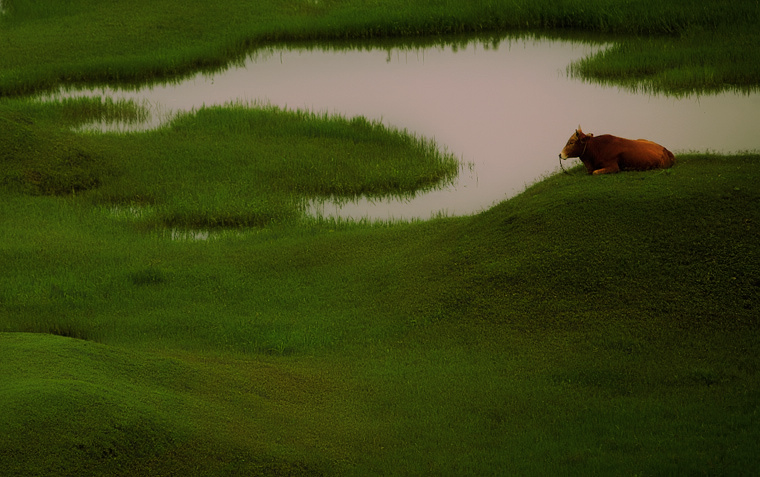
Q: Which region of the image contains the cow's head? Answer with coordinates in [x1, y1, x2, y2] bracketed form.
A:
[559, 126, 593, 159]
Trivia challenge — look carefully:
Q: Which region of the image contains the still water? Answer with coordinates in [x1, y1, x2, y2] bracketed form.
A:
[57, 37, 760, 220]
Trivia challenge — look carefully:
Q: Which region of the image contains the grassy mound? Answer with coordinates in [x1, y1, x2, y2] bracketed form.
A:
[0, 333, 337, 476]
[447, 154, 760, 326]
[2, 154, 758, 474]
[0, 108, 104, 195]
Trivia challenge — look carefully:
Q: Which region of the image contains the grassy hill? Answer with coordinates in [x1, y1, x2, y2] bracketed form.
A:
[2, 150, 758, 474]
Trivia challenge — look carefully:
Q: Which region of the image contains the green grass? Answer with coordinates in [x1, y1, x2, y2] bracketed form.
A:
[1, 98, 459, 228]
[2, 154, 759, 474]
[2, 0, 760, 474]
[568, 23, 760, 94]
[0, 333, 343, 475]
[1, 0, 759, 95]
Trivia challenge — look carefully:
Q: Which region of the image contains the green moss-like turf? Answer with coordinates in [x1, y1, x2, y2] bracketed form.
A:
[2, 154, 758, 475]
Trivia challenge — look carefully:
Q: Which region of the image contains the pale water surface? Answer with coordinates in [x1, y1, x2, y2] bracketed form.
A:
[53, 37, 760, 220]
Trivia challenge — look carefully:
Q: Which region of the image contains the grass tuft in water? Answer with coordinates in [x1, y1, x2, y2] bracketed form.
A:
[568, 23, 760, 95]
[1, 99, 460, 227]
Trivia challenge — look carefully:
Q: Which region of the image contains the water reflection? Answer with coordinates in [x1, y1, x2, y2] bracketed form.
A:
[49, 36, 760, 220]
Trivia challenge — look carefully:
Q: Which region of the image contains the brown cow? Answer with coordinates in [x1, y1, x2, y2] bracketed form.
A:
[559, 126, 675, 175]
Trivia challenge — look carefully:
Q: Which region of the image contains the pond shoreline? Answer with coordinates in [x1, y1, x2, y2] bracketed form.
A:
[2, 0, 759, 96]
[38, 36, 760, 221]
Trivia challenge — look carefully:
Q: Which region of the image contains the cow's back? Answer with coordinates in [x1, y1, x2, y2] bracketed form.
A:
[599, 136, 674, 171]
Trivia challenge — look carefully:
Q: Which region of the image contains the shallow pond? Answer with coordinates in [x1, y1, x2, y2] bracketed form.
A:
[55, 36, 760, 220]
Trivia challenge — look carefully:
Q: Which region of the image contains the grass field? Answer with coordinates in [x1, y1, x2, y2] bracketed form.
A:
[2, 154, 759, 475]
[2, 0, 759, 475]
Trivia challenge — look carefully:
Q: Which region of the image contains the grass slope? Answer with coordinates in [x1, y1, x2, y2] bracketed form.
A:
[2, 154, 759, 474]
[0, 333, 351, 476]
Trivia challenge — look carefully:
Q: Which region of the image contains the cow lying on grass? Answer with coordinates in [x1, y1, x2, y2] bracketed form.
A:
[559, 126, 675, 174]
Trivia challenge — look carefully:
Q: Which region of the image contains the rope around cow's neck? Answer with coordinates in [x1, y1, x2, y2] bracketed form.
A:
[559, 140, 588, 175]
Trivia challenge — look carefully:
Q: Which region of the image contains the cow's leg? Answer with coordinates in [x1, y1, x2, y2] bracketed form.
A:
[592, 163, 620, 174]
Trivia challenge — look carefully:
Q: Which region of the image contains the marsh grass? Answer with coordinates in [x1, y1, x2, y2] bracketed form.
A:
[41, 96, 151, 126]
[0, 99, 460, 228]
[568, 23, 760, 94]
[111, 104, 459, 228]
[1, 0, 759, 95]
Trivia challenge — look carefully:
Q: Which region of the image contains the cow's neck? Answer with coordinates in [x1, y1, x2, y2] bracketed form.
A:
[580, 138, 590, 159]
[578, 138, 598, 173]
